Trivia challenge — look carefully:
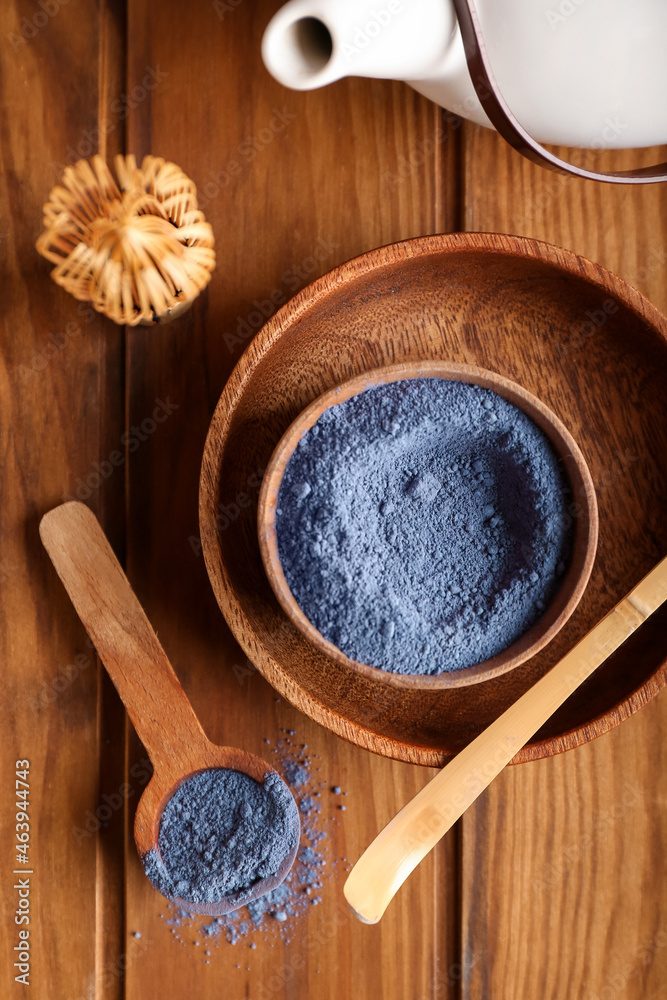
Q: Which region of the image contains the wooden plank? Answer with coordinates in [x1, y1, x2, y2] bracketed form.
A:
[0, 1, 125, 997]
[122, 1, 461, 996]
[460, 126, 667, 1000]
[93, 6, 128, 999]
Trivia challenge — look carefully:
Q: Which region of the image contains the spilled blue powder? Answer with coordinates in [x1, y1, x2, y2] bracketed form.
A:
[160, 730, 350, 954]
[282, 762, 309, 787]
[143, 768, 299, 905]
[275, 378, 573, 674]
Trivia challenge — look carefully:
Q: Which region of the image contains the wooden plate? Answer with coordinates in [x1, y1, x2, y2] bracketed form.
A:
[256, 361, 599, 689]
[200, 233, 667, 766]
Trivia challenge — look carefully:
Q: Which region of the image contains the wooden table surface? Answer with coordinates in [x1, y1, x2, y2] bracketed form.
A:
[2, 2, 667, 998]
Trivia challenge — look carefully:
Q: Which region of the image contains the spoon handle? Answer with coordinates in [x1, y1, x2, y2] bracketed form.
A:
[344, 554, 667, 924]
[40, 502, 210, 773]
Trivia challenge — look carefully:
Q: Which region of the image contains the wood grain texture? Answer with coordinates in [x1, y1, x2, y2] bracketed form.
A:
[460, 126, 667, 1000]
[0, 2, 125, 998]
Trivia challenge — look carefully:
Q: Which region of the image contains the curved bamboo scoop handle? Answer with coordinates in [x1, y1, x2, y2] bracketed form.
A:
[344, 555, 667, 924]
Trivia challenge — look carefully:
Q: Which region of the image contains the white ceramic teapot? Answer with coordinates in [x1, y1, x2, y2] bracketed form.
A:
[262, 0, 667, 182]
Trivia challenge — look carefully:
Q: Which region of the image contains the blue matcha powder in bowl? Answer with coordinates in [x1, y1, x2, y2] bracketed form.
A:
[143, 769, 298, 905]
[274, 377, 573, 675]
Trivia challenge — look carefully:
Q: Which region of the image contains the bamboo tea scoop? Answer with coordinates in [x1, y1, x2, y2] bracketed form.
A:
[344, 555, 667, 924]
[40, 501, 300, 916]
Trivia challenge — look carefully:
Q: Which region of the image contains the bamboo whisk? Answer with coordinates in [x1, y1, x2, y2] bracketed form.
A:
[36, 155, 216, 325]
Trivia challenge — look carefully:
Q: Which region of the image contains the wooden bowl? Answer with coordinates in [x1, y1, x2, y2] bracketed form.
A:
[257, 361, 598, 689]
[200, 233, 667, 766]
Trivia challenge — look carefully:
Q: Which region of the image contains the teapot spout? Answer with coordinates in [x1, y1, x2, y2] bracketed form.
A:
[262, 0, 457, 92]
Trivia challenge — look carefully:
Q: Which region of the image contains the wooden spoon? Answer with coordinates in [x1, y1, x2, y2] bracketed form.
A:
[40, 501, 300, 916]
[344, 555, 667, 924]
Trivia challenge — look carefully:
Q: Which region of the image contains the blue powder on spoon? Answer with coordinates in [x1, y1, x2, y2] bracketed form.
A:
[143, 769, 299, 905]
[160, 730, 349, 953]
[275, 377, 573, 674]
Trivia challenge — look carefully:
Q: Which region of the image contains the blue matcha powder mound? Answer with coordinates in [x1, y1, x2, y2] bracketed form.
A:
[275, 377, 573, 674]
[143, 769, 299, 905]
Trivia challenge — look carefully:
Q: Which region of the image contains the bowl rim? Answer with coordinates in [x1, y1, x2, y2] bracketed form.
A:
[257, 360, 599, 690]
[199, 231, 667, 765]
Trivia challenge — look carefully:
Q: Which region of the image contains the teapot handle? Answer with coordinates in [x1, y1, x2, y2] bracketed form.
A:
[454, 0, 667, 185]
